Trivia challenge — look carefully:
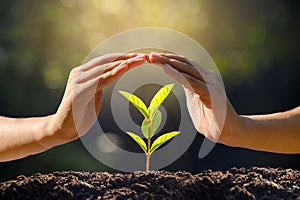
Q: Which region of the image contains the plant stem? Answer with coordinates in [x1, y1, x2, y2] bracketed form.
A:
[146, 118, 151, 175]
[146, 152, 150, 175]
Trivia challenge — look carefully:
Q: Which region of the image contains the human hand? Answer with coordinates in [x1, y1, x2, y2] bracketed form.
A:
[0, 53, 146, 161]
[51, 53, 146, 142]
[147, 53, 245, 146]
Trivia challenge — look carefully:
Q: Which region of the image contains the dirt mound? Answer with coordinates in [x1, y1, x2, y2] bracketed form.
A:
[1, 167, 299, 199]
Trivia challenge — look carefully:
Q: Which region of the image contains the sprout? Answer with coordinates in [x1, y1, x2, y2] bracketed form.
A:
[119, 83, 180, 174]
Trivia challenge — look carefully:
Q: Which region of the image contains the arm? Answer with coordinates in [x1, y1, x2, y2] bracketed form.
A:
[241, 106, 300, 154]
[0, 115, 58, 162]
[148, 53, 300, 154]
[0, 53, 146, 162]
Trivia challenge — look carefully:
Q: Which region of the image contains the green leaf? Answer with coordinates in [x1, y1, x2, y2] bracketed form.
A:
[119, 91, 149, 118]
[150, 131, 180, 153]
[141, 110, 162, 138]
[148, 105, 159, 119]
[149, 84, 174, 115]
[126, 132, 147, 153]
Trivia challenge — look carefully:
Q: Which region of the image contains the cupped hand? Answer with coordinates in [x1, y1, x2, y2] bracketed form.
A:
[51, 53, 146, 141]
[147, 53, 245, 146]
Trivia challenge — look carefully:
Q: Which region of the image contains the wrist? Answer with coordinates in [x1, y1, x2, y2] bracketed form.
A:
[34, 115, 56, 137]
[218, 102, 247, 148]
[237, 116, 252, 146]
[219, 116, 245, 148]
[30, 115, 66, 149]
[50, 109, 79, 143]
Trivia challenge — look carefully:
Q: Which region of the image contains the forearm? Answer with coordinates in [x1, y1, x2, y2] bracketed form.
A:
[238, 106, 300, 154]
[0, 115, 71, 161]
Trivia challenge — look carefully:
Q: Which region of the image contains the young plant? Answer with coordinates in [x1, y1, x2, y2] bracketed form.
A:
[119, 84, 180, 174]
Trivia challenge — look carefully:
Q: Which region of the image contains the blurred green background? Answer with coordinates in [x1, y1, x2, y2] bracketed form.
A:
[0, 0, 300, 181]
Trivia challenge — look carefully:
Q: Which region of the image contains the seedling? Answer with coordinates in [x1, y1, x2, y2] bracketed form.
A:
[119, 84, 180, 174]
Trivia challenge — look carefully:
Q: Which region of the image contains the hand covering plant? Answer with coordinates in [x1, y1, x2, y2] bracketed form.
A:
[119, 83, 180, 174]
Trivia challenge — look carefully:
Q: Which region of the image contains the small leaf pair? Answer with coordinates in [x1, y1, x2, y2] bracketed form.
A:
[126, 131, 180, 154]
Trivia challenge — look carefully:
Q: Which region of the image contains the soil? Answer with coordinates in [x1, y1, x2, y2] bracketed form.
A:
[1, 167, 299, 200]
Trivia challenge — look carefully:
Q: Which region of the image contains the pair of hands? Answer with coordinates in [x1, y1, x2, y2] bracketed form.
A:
[51, 52, 242, 147]
[1, 52, 298, 162]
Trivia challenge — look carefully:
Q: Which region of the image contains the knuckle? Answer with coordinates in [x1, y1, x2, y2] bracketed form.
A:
[71, 66, 80, 74]
[179, 55, 187, 60]
[98, 75, 105, 82]
[68, 67, 81, 82]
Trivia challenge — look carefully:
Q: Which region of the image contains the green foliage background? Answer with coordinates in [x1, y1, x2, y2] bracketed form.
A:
[0, 0, 299, 181]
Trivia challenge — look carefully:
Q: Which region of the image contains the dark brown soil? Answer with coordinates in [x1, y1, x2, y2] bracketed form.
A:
[1, 167, 300, 200]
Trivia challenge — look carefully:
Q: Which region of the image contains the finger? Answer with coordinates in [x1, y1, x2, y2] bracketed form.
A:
[163, 64, 192, 90]
[152, 53, 192, 65]
[101, 54, 145, 73]
[149, 53, 205, 82]
[181, 73, 211, 108]
[95, 56, 145, 90]
[95, 64, 128, 91]
[77, 54, 145, 106]
[125, 54, 146, 70]
[77, 60, 123, 84]
[150, 52, 212, 77]
[77, 55, 145, 84]
[81, 53, 139, 71]
[161, 54, 212, 74]
[163, 64, 211, 108]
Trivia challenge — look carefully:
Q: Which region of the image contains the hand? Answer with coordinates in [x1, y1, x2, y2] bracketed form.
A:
[147, 53, 245, 146]
[0, 53, 146, 161]
[51, 53, 146, 141]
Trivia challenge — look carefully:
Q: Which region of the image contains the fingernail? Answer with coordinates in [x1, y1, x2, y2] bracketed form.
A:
[145, 54, 151, 63]
[150, 54, 162, 61]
